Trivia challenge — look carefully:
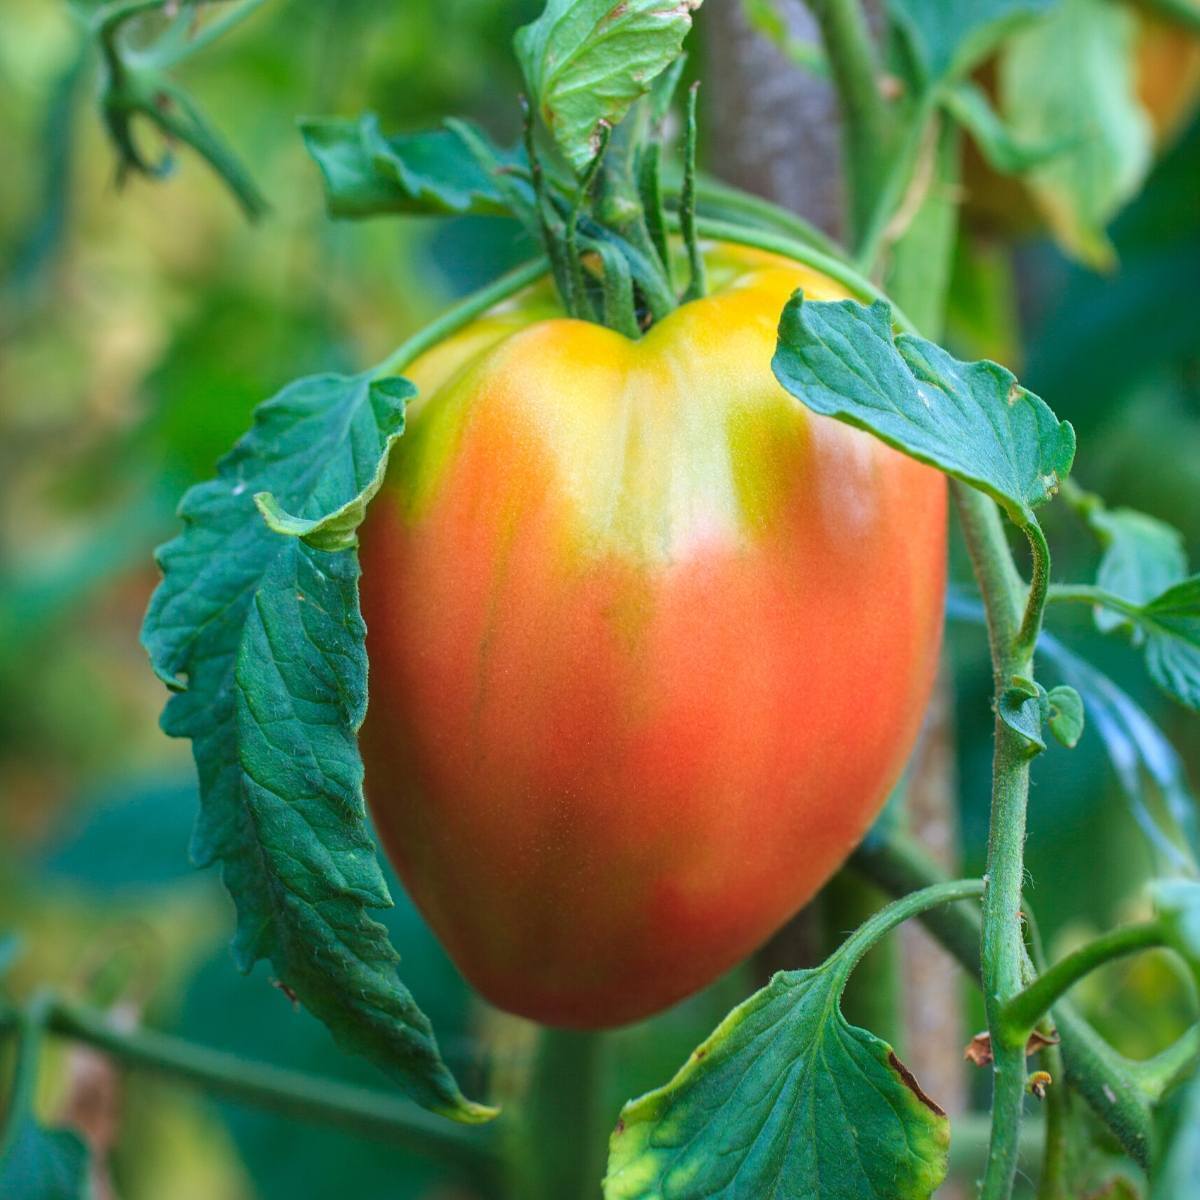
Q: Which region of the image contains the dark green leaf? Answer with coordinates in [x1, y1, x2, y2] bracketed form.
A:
[515, 0, 702, 173]
[300, 115, 520, 219]
[1139, 577, 1200, 712]
[998, 0, 1152, 267]
[605, 957, 949, 1199]
[772, 294, 1075, 524]
[942, 80, 1073, 175]
[141, 372, 491, 1123]
[890, 0, 1056, 84]
[1088, 506, 1188, 634]
[0, 1121, 88, 1200]
[1046, 684, 1084, 749]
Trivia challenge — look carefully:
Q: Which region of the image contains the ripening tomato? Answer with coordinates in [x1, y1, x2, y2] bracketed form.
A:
[358, 245, 947, 1028]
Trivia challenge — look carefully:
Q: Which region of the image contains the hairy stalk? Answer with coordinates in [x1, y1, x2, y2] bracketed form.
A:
[953, 483, 1046, 1200]
[1003, 923, 1167, 1037]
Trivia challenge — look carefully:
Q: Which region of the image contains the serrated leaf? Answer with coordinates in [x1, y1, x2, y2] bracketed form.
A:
[300, 115, 520, 219]
[890, 0, 1056, 84]
[0, 1120, 88, 1200]
[943, 80, 1074, 174]
[605, 958, 949, 1199]
[999, 0, 1152, 267]
[141, 371, 490, 1123]
[772, 294, 1075, 524]
[255, 377, 412, 551]
[1046, 684, 1084, 748]
[1139, 577, 1200, 712]
[516, 0, 702, 174]
[1088, 506, 1188, 634]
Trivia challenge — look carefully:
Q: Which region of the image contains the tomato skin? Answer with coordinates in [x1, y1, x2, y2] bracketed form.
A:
[359, 245, 947, 1028]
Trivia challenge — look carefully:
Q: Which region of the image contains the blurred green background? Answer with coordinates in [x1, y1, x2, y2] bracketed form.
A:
[1, 2, 1198, 1196]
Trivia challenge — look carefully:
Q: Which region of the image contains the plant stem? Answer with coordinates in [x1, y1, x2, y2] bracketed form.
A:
[1053, 1002, 1151, 1168]
[681, 83, 706, 303]
[43, 997, 499, 1174]
[0, 995, 49, 1163]
[374, 257, 550, 378]
[1003, 922, 1167, 1037]
[805, 0, 894, 253]
[953, 482, 1044, 1200]
[515, 1028, 609, 1200]
[146, 0, 270, 69]
[1129, 1024, 1200, 1100]
[690, 175, 842, 258]
[666, 214, 920, 332]
[1015, 521, 1052, 661]
[1044, 584, 1144, 620]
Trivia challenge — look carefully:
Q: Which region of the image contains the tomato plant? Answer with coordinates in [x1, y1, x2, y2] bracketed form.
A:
[2, 2, 1200, 1199]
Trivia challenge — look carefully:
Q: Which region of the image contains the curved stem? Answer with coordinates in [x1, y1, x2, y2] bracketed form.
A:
[374, 257, 550, 378]
[1003, 922, 1167, 1037]
[837, 879, 985, 980]
[668, 214, 920, 332]
[146, 0, 270, 69]
[43, 998, 499, 1174]
[691, 175, 842, 258]
[1014, 520, 1052, 660]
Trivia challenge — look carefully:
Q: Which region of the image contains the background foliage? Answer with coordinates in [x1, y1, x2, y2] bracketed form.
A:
[1, 0, 1198, 1195]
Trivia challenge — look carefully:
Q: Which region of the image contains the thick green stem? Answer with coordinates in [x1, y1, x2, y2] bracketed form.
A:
[1003, 922, 1167, 1037]
[514, 1028, 609, 1200]
[805, 0, 894, 252]
[953, 482, 1047, 1200]
[42, 998, 498, 1174]
[0, 995, 50, 1163]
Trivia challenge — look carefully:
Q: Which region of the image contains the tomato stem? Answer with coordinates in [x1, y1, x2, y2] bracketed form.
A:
[1001, 922, 1168, 1039]
[680, 82, 706, 303]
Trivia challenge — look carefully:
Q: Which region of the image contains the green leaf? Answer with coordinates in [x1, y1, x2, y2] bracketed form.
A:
[942, 80, 1073, 174]
[772, 294, 1075, 524]
[999, 676, 1047, 757]
[141, 372, 492, 1124]
[1087, 506, 1188, 634]
[516, 0, 702, 174]
[998, 0, 1152, 267]
[1046, 685, 1085, 749]
[0, 1120, 88, 1200]
[256, 377, 413, 551]
[1139, 577, 1200, 712]
[604, 955, 949, 1199]
[300, 115, 521, 219]
[890, 0, 1056, 84]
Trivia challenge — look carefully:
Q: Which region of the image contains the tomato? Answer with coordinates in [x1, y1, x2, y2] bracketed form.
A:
[358, 245, 947, 1028]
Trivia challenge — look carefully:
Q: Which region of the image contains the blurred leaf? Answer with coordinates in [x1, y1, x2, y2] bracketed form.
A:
[300, 114, 521, 219]
[772, 294, 1075, 524]
[0, 1121, 88, 1200]
[999, 0, 1152, 267]
[1025, 117, 1200, 418]
[740, 0, 827, 75]
[515, 0, 701, 173]
[141, 372, 489, 1122]
[943, 79, 1073, 174]
[1155, 1066, 1200, 1198]
[889, 0, 1056, 84]
[1153, 879, 1200, 965]
[1087, 505, 1189, 634]
[604, 945, 949, 1199]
